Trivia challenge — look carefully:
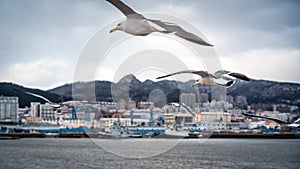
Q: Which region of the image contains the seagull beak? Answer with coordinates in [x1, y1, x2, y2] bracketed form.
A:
[192, 82, 197, 87]
[109, 28, 117, 33]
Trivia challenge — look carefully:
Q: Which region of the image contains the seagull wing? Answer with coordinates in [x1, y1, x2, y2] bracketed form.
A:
[214, 70, 250, 81]
[228, 72, 250, 81]
[148, 19, 213, 46]
[25, 92, 53, 104]
[175, 28, 213, 46]
[242, 112, 287, 125]
[193, 71, 216, 78]
[289, 114, 300, 124]
[106, 0, 144, 18]
[156, 70, 214, 79]
[214, 70, 231, 78]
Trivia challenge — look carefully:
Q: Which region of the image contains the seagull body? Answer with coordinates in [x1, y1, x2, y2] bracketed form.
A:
[193, 77, 234, 87]
[106, 0, 213, 46]
[114, 19, 157, 36]
[156, 70, 249, 87]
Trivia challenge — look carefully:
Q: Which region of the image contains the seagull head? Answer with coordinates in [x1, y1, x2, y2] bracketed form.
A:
[110, 22, 124, 33]
[192, 79, 202, 87]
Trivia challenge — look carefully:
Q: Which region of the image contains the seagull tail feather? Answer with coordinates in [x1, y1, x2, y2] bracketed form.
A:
[156, 75, 170, 79]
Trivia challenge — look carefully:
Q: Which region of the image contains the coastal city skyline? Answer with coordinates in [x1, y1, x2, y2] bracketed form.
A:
[0, 0, 300, 90]
[0, 1, 299, 167]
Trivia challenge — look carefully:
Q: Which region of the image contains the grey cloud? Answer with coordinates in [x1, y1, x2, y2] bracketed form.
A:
[0, 0, 299, 88]
[120, 0, 300, 53]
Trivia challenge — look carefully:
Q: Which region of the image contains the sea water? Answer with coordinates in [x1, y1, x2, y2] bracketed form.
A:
[0, 138, 299, 169]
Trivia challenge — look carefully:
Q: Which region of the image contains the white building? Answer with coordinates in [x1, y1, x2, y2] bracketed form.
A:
[40, 103, 55, 120]
[30, 102, 55, 120]
[195, 112, 232, 123]
[31, 102, 40, 117]
[0, 96, 19, 122]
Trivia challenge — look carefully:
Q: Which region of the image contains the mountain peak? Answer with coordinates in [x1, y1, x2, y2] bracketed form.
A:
[117, 74, 141, 84]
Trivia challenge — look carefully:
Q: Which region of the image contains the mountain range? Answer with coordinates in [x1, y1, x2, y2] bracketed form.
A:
[0, 83, 68, 108]
[1, 75, 300, 108]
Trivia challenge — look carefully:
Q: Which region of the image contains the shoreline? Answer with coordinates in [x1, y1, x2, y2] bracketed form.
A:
[1, 132, 299, 139]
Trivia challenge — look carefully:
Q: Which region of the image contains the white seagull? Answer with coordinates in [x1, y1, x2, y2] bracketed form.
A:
[24, 91, 61, 108]
[156, 70, 250, 87]
[242, 112, 300, 129]
[106, 0, 213, 46]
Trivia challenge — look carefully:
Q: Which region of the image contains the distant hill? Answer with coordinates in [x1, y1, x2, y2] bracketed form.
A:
[47, 75, 199, 104]
[48, 75, 300, 107]
[227, 79, 300, 105]
[0, 83, 69, 108]
[1, 75, 300, 108]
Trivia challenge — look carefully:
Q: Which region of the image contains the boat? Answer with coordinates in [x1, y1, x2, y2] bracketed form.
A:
[187, 128, 204, 138]
[45, 133, 59, 137]
[129, 132, 143, 138]
[98, 120, 131, 138]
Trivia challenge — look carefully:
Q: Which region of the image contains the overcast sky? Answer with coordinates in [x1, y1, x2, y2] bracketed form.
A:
[0, 0, 299, 90]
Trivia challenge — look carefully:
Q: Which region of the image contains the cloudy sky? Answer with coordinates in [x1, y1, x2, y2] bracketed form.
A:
[0, 0, 299, 90]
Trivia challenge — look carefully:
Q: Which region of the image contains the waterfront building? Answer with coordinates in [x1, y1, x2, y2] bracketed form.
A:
[99, 102, 117, 112]
[30, 102, 55, 120]
[175, 113, 194, 125]
[31, 102, 41, 117]
[195, 103, 210, 112]
[114, 100, 136, 110]
[209, 100, 226, 112]
[195, 121, 227, 131]
[195, 112, 232, 123]
[100, 118, 149, 127]
[162, 103, 181, 113]
[59, 119, 89, 128]
[138, 101, 153, 109]
[40, 103, 55, 120]
[180, 93, 196, 109]
[0, 96, 19, 122]
[74, 105, 91, 121]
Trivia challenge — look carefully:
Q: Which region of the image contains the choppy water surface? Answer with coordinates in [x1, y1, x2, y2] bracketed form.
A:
[0, 138, 299, 169]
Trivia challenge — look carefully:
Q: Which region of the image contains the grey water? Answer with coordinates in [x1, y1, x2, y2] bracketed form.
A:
[0, 138, 299, 169]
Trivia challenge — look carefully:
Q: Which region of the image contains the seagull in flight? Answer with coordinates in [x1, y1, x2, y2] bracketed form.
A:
[156, 70, 250, 87]
[23, 91, 60, 108]
[25, 91, 53, 104]
[242, 112, 300, 128]
[106, 0, 213, 46]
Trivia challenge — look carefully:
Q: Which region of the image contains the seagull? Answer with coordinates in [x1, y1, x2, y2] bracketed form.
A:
[156, 70, 233, 87]
[106, 0, 213, 46]
[23, 91, 61, 108]
[156, 70, 250, 87]
[12, 87, 61, 106]
[242, 112, 300, 129]
[25, 91, 53, 104]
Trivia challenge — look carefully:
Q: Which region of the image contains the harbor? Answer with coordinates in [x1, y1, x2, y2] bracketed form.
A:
[1, 85, 300, 141]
